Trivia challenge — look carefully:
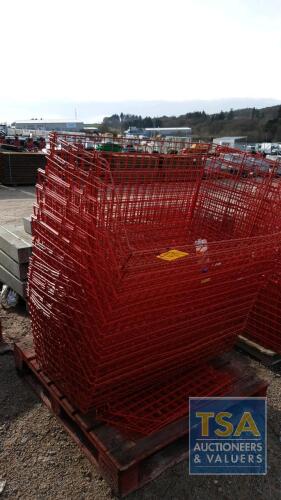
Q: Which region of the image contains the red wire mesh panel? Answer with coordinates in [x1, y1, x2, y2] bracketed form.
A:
[51, 132, 197, 154]
[245, 269, 281, 354]
[96, 363, 236, 435]
[28, 133, 281, 433]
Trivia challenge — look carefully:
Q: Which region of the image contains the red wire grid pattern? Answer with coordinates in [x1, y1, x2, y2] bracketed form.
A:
[28, 134, 281, 434]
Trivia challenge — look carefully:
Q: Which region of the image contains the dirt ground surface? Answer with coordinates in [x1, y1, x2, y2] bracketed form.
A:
[0, 305, 281, 500]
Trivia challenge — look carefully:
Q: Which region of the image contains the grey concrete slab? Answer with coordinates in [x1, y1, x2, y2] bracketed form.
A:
[23, 216, 32, 235]
[0, 225, 32, 264]
[0, 249, 28, 280]
[0, 184, 34, 298]
[0, 264, 27, 298]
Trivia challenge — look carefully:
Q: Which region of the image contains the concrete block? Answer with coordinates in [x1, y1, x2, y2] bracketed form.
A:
[0, 249, 28, 280]
[0, 224, 32, 263]
[0, 264, 27, 298]
[23, 216, 32, 235]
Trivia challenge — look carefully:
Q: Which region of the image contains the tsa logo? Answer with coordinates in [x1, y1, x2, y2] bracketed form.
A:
[189, 397, 267, 475]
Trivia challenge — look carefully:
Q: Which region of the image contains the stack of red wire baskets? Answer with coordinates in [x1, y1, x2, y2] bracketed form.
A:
[245, 268, 281, 354]
[28, 133, 281, 434]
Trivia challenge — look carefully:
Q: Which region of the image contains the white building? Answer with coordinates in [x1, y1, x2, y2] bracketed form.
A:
[125, 126, 192, 138]
[213, 136, 247, 148]
[145, 127, 192, 138]
[13, 119, 84, 132]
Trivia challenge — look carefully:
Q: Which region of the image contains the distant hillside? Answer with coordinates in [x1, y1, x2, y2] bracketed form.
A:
[1, 97, 280, 125]
[100, 104, 281, 142]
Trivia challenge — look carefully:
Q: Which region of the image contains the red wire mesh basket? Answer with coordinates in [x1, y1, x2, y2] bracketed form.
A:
[28, 133, 281, 433]
[245, 267, 281, 354]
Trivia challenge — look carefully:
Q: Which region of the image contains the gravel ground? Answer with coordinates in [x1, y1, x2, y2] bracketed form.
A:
[0, 305, 281, 500]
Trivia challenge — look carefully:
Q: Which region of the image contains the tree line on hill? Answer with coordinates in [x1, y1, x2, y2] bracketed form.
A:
[99, 105, 281, 142]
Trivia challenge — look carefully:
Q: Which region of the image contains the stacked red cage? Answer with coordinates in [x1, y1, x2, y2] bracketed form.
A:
[244, 179, 281, 354]
[245, 269, 281, 354]
[28, 134, 281, 434]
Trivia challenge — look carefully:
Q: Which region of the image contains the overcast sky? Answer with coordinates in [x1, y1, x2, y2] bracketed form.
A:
[0, 0, 281, 120]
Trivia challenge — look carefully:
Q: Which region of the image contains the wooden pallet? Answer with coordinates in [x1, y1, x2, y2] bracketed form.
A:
[237, 335, 281, 369]
[14, 337, 268, 498]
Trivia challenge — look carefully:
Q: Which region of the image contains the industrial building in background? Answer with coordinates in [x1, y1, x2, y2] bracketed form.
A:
[13, 119, 84, 132]
[125, 126, 192, 138]
[213, 136, 247, 148]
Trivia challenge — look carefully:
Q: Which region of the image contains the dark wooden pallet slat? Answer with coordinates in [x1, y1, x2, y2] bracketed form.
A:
[236, 336, 281, 368]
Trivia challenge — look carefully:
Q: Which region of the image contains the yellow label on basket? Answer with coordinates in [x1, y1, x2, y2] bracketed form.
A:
[201, 277, 211, 284]
[157, 249, 189, 261]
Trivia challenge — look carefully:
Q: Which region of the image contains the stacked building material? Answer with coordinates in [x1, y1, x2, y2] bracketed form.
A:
[0, 224, 32, 298]
[22, 216, 32, 235]
[28, 134, 281, 435]
[0, 152, 46, 185]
